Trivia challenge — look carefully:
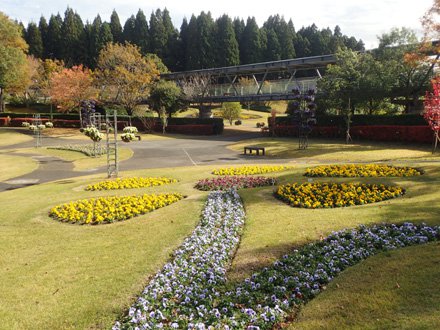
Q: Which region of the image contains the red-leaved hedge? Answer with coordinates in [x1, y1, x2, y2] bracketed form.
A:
[273, 124, 433, 143]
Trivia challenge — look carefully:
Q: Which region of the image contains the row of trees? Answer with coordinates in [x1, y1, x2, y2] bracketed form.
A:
[22, 8, 364, 71]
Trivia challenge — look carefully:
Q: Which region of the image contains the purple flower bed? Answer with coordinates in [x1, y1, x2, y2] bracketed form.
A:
[114, 189, 440, 329]
[195, 176, 276, 191]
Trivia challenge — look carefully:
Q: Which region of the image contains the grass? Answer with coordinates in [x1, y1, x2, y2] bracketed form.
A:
[0, 166, 221, 329]
[11, 146, 134, 171]
[1, 135, 439, 328]
[0, 129, 33, 146]
[229, 137, 440, 161]
[0, 154, 38, 181]
[289, 242, 440, 329]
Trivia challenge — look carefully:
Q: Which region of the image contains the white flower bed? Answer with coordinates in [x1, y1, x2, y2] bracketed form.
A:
[114, 190, 245, 329]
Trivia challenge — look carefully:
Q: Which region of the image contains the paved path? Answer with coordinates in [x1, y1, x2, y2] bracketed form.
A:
[0, 129, 287, 191]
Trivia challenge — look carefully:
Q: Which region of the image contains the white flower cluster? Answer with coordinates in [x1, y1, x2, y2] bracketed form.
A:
[123, 126, 139, 134]
[83, 126, 104, 142]
[114, 190, 246, 329]
[121, 133, 136, 142]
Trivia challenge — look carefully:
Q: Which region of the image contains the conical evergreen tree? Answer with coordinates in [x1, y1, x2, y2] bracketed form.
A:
[109, 9, 123, 43]
[123, 15, 136, 43]
[176, 17, 189, 71]
[134, 9, 149, 54]
[38, 16, 49, 58]
[89, 15, 102, 66]
[25, 22, 43, 58]
[162, 8, 179, 71]
[196, 11, 215, 69]
[61, 8, 85, 65]
[185, 15, 199, 70]
[263, 28, 281, 61]
[214, 14, 239, 67]
[149, 9, 166, 58]
[46, 14, 62, 59]
[240, 17, 262, 64]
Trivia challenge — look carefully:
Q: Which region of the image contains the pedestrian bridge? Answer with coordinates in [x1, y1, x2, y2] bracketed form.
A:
[162, 54, 336, 103]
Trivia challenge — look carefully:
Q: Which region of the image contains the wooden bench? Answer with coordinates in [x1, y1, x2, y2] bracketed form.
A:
[244, 146, 265, 156]
[135, 135, 141, 141]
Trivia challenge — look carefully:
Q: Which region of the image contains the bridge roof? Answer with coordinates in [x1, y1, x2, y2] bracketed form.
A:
[162, 54, 336, 80]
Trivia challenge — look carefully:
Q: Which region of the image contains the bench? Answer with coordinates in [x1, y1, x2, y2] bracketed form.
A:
[244, 146, 265, 156]
[135, 135, 141, 141]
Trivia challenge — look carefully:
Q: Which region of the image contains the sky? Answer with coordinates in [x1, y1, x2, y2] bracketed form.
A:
[0, 0, 433, 49]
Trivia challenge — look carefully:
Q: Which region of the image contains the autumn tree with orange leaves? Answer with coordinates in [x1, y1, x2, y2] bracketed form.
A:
[48, 65, 96, 113]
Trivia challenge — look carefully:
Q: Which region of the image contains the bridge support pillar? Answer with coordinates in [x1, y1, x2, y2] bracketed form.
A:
[198, 104, 213, 118]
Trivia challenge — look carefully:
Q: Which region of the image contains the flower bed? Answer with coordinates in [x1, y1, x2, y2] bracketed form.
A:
[195, 176, 276, 191]
[113, 192, 439, 329]
[85, 177, 177, 191]
[275, 182, 404, 208]
[114, 190, 245, 329]
[305, 164, 423, 177]
[48, 144, 107, 157]
[212, 165, 291, 176]
[49, 193, 183, 224]
[218, 222, 440, 329]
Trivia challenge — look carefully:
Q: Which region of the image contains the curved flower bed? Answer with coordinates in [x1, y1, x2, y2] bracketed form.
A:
[195, 176, 276, 191]
[85, 177, 177, 191]
[49, 193, 183, 224]
[114, 190, 246, 329]
[305, 164, 423, 177]
[48, 144, 107, 157]
[114, 196, 439, 330]
[212, 165, 291, 176]
[275, 182, 404, 208]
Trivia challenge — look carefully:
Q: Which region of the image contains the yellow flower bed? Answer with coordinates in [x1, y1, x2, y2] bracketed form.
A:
[49, 193, 184, 224]
[212, 165, 291, 176]
[275, 182, 404, 208]
[305, 164, 422, 178]
[85, 177, 177, 191]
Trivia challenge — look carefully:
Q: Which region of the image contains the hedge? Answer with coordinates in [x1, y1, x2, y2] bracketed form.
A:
[273, 124, 433, 143]
[274, 114, 427, 127]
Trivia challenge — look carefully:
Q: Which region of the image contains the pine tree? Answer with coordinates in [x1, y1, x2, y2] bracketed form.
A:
[233, 18, 245, 64]
[185, 15, 199, 70]
[25, 22, 43, 58]
[109, 10, 123, 43]
[149, 9, 166, 58]
[134, 9, 149, 54]
[196, 12, 215, 68]
[214, 15, 239, 67]
[263, 28, 281, 61]
[177, 18, 189, 71]
[89, 15, 103, 66]
[46, 14, 62, 59]
[240, 17, 262, 64]
[38, 16, 49, 58]
[123, 15, 136, 43]
[162, 8, 179, 71]
[61, 8, 85, 65]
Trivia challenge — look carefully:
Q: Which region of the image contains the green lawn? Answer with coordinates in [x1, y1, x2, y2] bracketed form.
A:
[229, 137, 439, 161]
[0, 154, 38, 181]
[0, 143, 439, 328]
[0, 129, 33, 146]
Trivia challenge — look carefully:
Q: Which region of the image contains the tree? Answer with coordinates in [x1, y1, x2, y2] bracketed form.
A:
[109, 10, 123, 43]
[123, 15, 136, 43]
[375, 27, 433, 112]
[48, 65, 96, 116]
[221, 102, 242, 125]
[149, 80, 186, 118]
[423, 77, 440, 153]
[0, 11, 29, 112]
[240, 17, 262, 64]
[25, 22, 43, 58]
[196, 12, 215, 68]
[46, 14, 62, 59]
[149, 9, 167, 58]
[38, 16, 49, 58]
[134, 9, 149, 54]
[95, 42, 159, 116]
[61, 8, 85, 65]
[214, 15, 240, 67]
